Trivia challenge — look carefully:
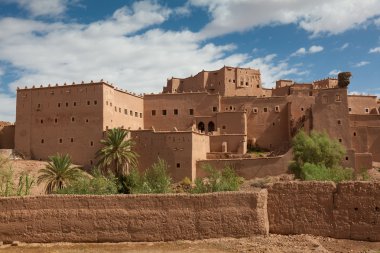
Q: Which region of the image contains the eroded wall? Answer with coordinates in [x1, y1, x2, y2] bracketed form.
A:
[0, 191, 269, 243]
[0, 123, 15, 149]
[348, 95, 378, 115]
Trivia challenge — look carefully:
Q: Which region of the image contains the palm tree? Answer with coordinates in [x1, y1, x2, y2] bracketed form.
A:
[37, 154, 83, 194]
[96, 128, 138, 177]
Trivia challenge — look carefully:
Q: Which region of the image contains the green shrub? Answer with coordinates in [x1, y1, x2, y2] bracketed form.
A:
[191, 164, 242, 193]
[300, 162, 353, 183]
[56, 173, 118, 195]
[0, 158, 34, 197]
[123, 158, 172, 194]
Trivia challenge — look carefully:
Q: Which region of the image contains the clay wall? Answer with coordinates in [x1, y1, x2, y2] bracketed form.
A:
[312, 88, 352, 149]
[216, 112, 246, 135]
[275, 80, 293, 89]
[0, 123, 15, 149]
[268, 181, 380, 241]
[131, 130, 209, 181]
[143, 93, 219, 131]
[348, 95, 378, 115]
[15, 83, 105, 166]
[224, 67, 263, 97]
[0, 191, 269, 243]
[197, 149, 292, 179]
[102, 85, 144, 131]
[367, 126, 380, 162]
[209, 134, 247, 154]
[221, 96, 290, 151]
[313, 78, 338, 89]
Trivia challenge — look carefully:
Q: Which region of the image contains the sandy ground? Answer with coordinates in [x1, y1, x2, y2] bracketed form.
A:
[1, 234, 379, 253]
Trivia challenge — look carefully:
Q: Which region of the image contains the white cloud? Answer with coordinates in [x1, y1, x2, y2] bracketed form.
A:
[291, 45, 323, 56]
[13, 0, 70, 17]
[375, 18, 380, 26]
[369, 47, 380, 53]
[0, 93, 16, 122]
[354, 61, 370, 67]
[338, 43, 349, 51]
[190, 0, 380, 38]
[242, 54, 301, 87]
[329, 69, 341, 76]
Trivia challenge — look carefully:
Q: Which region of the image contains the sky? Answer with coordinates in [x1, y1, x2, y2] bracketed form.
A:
[0, 0, 380, 122]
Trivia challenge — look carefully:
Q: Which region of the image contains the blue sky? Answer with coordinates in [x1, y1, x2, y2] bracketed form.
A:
[0, 0, 380, 122]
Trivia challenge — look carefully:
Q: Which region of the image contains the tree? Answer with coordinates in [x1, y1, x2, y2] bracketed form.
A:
[96, 128, 138, 178]
[37, 154, 83, 194]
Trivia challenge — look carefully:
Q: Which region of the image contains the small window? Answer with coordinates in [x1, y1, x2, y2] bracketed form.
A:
[246, 82, 249, 86]
[37, 104, 41, 108]
[335, 94, 341, 102]
[94, 100, 97, 105]
[58, 103, 61, 108]
[176, 163, 181, 168]
[152, 110, 156, 116]
[240, 81, 244, 86]
[349, 107, 352, 112]
[40, 119, 43, 124]
[257, 84, 260, 88]
[130, 110, 133, 116]
[71, 117, 75, 122]
[353, 132, 357, 137]
[41, 139, 44, 144]
[233, 80, 235, 83]
[106, 101, 109, 105]
[309, 91, 313, 96]
[345, 156, 349, 161]
[140, 113, 142, 118]
[339, 138, 342, 143]
[55, 118, 58, 123]
[162, 110, 167, 116]
[110, 102, 112, 106]
[86, 119, 89, 123]
[87, 101, 90, 105]
[301, 108, 304, 111]
[119, 108, 121, 113]
[275, 106, 280, 112]
[125, 109, 128, 115]
[222, 125, 226, 129]
[212, 107, 217, 112]
[365, 108, 369, 113]
[70, 138, 74, 143]
[90, 160, 93, 165]
[90, 141, 94, 147]
[253, 108, 258, 114]
[189, 109, 194, 115]
[135, 112, 138, 117]
[263, 107, 268, 113]
[272, 122, 275, 126]
[174, 109, 178, 115]
[114, 106, 117, 112]
[73, 102, 77, 106]
[66, 102, 69, 107]
[59, 138, 62, 144]
[337, 120, 341, 125]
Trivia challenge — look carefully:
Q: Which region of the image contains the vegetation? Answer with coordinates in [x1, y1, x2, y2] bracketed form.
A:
[0, 155, 34, 196]
[37, 154, 83, 194]
[290, 131, 354, 182]
[123, 158, 172, 194]
[56, 171, 118, 195]
[96, 128, 138, 178]
[191, 164, 242, 193]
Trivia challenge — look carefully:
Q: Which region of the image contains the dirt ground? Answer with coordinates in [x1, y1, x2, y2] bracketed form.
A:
[1, 234, 379, 253]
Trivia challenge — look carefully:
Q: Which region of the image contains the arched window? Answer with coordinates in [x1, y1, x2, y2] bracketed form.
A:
[198, 121, 205, 132]
[208, 121, 215, 132]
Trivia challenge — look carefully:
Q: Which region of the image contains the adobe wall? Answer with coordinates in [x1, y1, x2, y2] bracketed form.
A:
[131, 130, 209, 181]
[221, 96, 290, 151]
[209, 134, 247, 154]
[143, 93, 219, 131]
[102, 85, 144, 131]
[348, 95, 378, 115]
[0, 191, 269, 243]
[0, 123, 15, 149]
[15, 83, 105, 166]
[268, 181, 380, 241]
[197, 149, 292, 179]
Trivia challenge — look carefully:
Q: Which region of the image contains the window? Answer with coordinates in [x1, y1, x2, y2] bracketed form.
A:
[189, 109, 194, 115]
[349, 107, 352, 112]
[59, 138, 62, 144]
[41, 139, 44, 144]
[257, 84, 260, 88]
[71, 117, 75, 122]
[140, 113, 142, 118]
[70, 138, 74, 143]
[66, 102, 69, 107]
[152, 110, 156, 116]
[73, 102, 77, 106]
[58, 103, 61, 108]
[90, 141, 94, 146]
[337, 119, 341, 125]
[119, 108, 121, 113]
[222, 125, 226, 129]
[335, 94, 341, 102]
[94, 100, 97, 105]
[263, 107, 268, 113]
[125, 109, 128, 115]
[106, 101, 109, 106]
[37, 104, 41, 108]
[110, 102, 112, 106]
[353, 132, 357, 137]
[345, 156, 349, 161]
[162, 110, 167, 116]
[275, 106, 280, 112]
[309, 91, 313, 96]
[40, 119, 43, 124]
[365, 108, 369, 113]
[246, 82, 249, 86]
[130, 110, 133, 116]
[301, 108, 304, 111]
[240, 81, 244, 86]
[135, 112, 138, 117]
[86, 119, 89, 123]
[174, 109, 178, 115]
[339, 138, 342, 143]
[253, 108, 258, 114]
[176, 163, 181, 168]
[212, 107, 217, 112]
[55, 118, 58, 123]
[114, 106, 117, 112]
